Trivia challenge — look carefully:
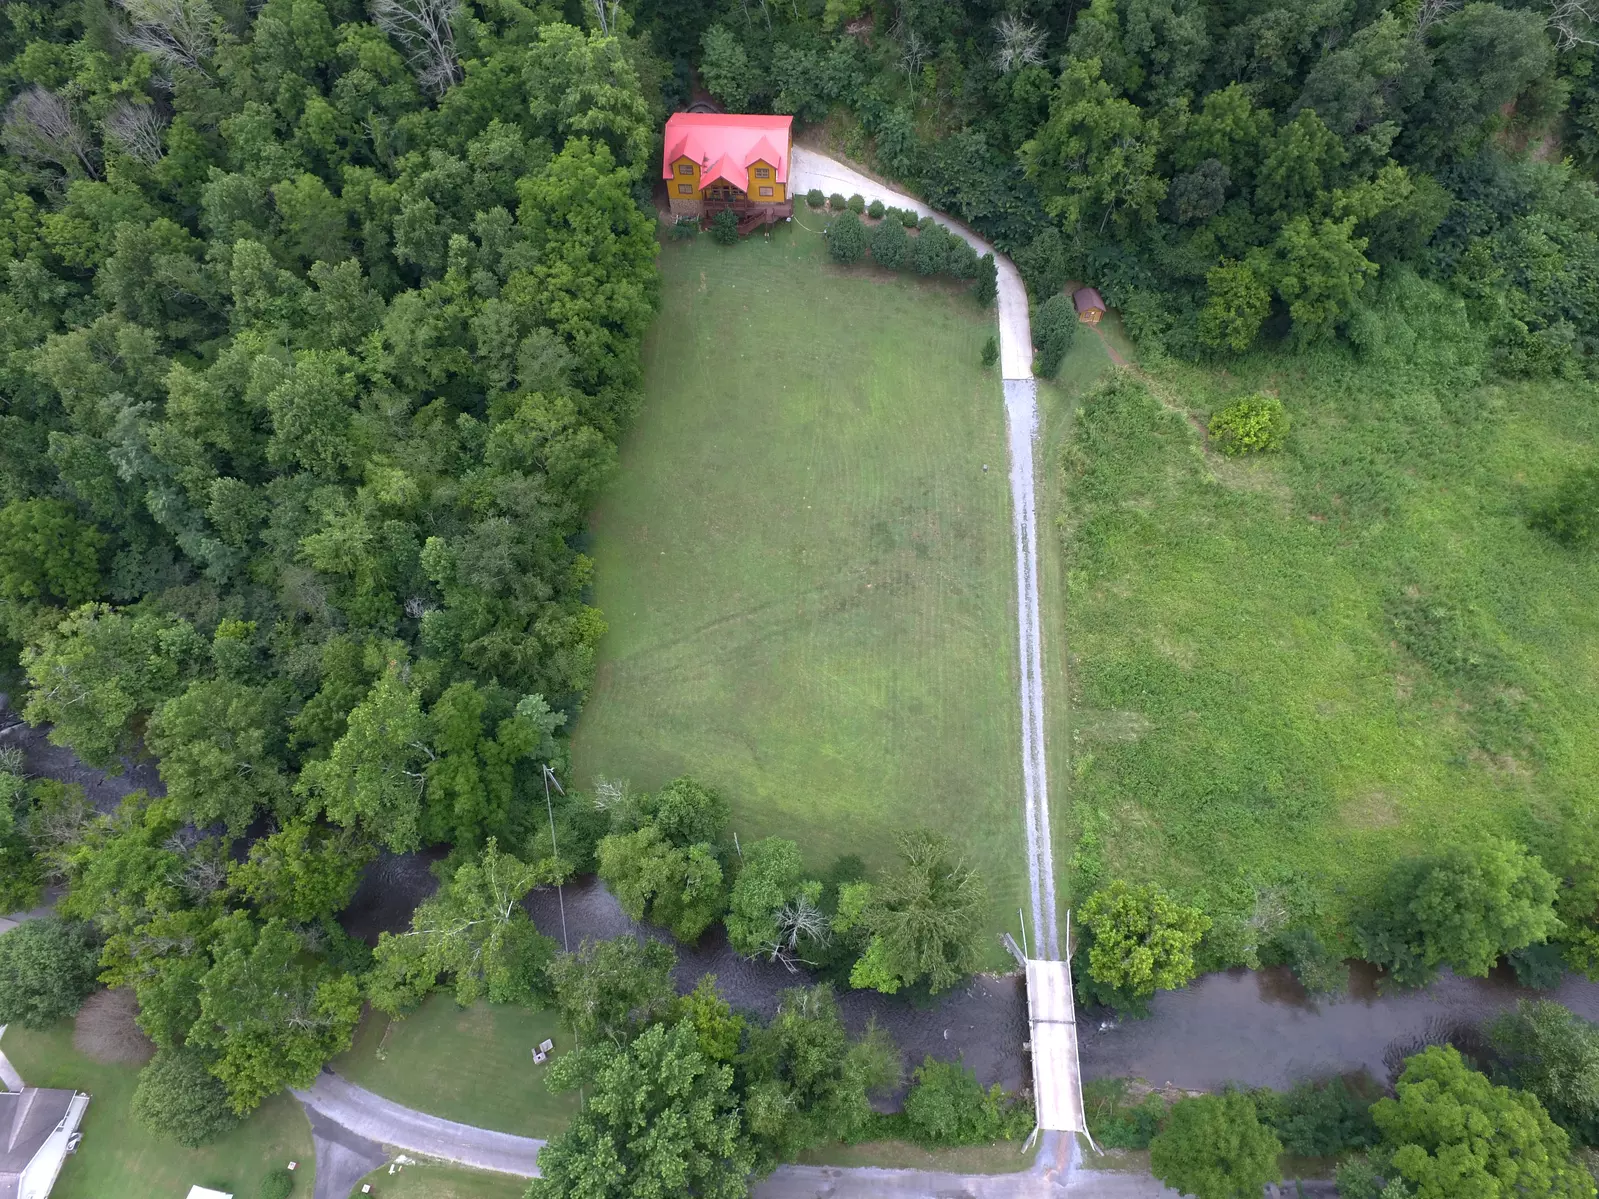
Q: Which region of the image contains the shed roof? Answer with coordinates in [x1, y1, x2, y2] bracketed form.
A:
[1073, 287, 1105, 313]
[663, 113, 793, 185]
[186, 1188, 234, 1199]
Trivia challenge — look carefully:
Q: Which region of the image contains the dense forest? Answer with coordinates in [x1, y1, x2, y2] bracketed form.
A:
[0, 0, 666, 1119]
[3, 0, 1599, 1192]
[674, 0, 1599, 374]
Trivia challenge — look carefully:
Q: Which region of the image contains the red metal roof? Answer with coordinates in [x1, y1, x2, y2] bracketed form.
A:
[1073, 287, 1105, 312]
[662, 113, 794, 185]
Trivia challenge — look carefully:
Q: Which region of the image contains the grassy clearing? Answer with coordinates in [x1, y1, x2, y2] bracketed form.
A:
[332, 995, 578, 1138]
[3, 1019, 312, 1199]
[571, 224, 1024, 956]
[796, 1137, 1036, 1173]
[1057, 271, 1599, 927]
[1033, 324, 1124, 932]
[356, 1161, 529, 1198]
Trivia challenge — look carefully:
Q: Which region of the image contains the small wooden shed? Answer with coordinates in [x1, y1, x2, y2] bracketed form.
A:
[1073, 287, 1105, 324]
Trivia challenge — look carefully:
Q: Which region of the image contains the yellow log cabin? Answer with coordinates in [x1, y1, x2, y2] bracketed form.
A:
[663, 112, 794, 229]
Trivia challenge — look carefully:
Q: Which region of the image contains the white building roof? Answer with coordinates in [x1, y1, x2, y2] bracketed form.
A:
[185, 1188, 233, 1199]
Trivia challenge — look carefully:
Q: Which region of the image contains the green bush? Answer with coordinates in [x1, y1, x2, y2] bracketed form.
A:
[256, 1168, 295, 1199]
[1208, 393, 1290, 455]
[1083, 1078, 1168, 1149]
[828, 192, 846, 210]
[900, 208, 920, 228]
[974, 253, 998, 306]
[1274, 926, 1349, 996]
[1252, 1078, 1378, 1157]
[1032, 294, 1078, 379]
[902, 1058, 1032, 1146]
[806, 188, 824, 208]
[131, 1049, 242, 1148]
[981, 336, 998, 368]
[670, 217, 698, 241]
[1333, 1156, 1384, 1199]
[870, 218, 910, 270]
[709, 208, 739, 246]
[917, 215, 936, 233]
[847, 193, 865, 213]
[1531, 465, 1599, 547]
[947, 237, 980, 280]
[827, 211, 867, 264]
[913, 226, 949, 276]
[867, 199, 885, 219]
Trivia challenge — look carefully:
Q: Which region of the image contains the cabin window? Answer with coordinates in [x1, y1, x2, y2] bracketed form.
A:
[759, 186, 774, 197]
[677, 163, 694, 176]
[677, 183, 692, 195]
[755, 167, 771, 179]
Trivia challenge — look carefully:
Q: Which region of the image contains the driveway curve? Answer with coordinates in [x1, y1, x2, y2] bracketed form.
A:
[293, 1071, 544, 1177]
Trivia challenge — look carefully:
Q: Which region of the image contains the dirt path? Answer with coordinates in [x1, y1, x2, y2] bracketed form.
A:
[1091, 324, 1128, 367]
[787, 148, 1060, 961]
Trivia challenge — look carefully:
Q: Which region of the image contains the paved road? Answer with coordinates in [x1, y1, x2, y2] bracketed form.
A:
[294, 1072, 544, 1177]
[787, 147, 1059, 959]
[756, 1133, 1185, 1197]
[303, 1105, 387, 1199]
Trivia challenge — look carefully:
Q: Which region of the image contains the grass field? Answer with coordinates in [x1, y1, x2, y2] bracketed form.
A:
[570, 225, 1026, 953]
[355, 1161, 528, 1198]
[3, 1019, 312, 1199]
[1056, 270, 1599, 930]
[332, 996, 578, 1138]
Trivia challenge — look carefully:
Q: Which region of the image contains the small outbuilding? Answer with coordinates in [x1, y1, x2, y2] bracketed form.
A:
[185, 1187, 233, 1199]
[1073, 287, 1105, 324]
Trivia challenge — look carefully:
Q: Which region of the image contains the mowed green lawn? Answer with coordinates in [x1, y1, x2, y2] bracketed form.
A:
[3, 1020, 312, 1199]
[355, 1161, 528, 1198]
[1057, 272, 1599, 923]
[332, 996, 577, 1138]
[572, 226, 1025, 951]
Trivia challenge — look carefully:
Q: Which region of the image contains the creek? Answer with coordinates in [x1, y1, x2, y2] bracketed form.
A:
[341, 855, 1599, 1101]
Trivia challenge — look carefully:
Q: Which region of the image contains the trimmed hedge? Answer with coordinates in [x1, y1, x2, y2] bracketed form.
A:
[871, 218, 910, 269]
[806, 188, 825, 208]
[827, 211, 867, 263]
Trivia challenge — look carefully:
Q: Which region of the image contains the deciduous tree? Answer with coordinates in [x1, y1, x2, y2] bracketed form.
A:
[1373, 1045, 1594, 1199]
[0, 916, 100, 1028]
[1150, 1092, 1283, 1199]
[1078, 880, 1210, 1007]
[188, 914, 362, 1114]
[369, 839, 556, 1012]
[130, 1047, 240, 1147]
[530, 1019, 755, 1199]
[546, 936, 677, 1045]
[1357, 838, 1561, 988]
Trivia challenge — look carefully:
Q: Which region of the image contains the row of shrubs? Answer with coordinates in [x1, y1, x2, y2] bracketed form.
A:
[822, 207, 998, 307]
